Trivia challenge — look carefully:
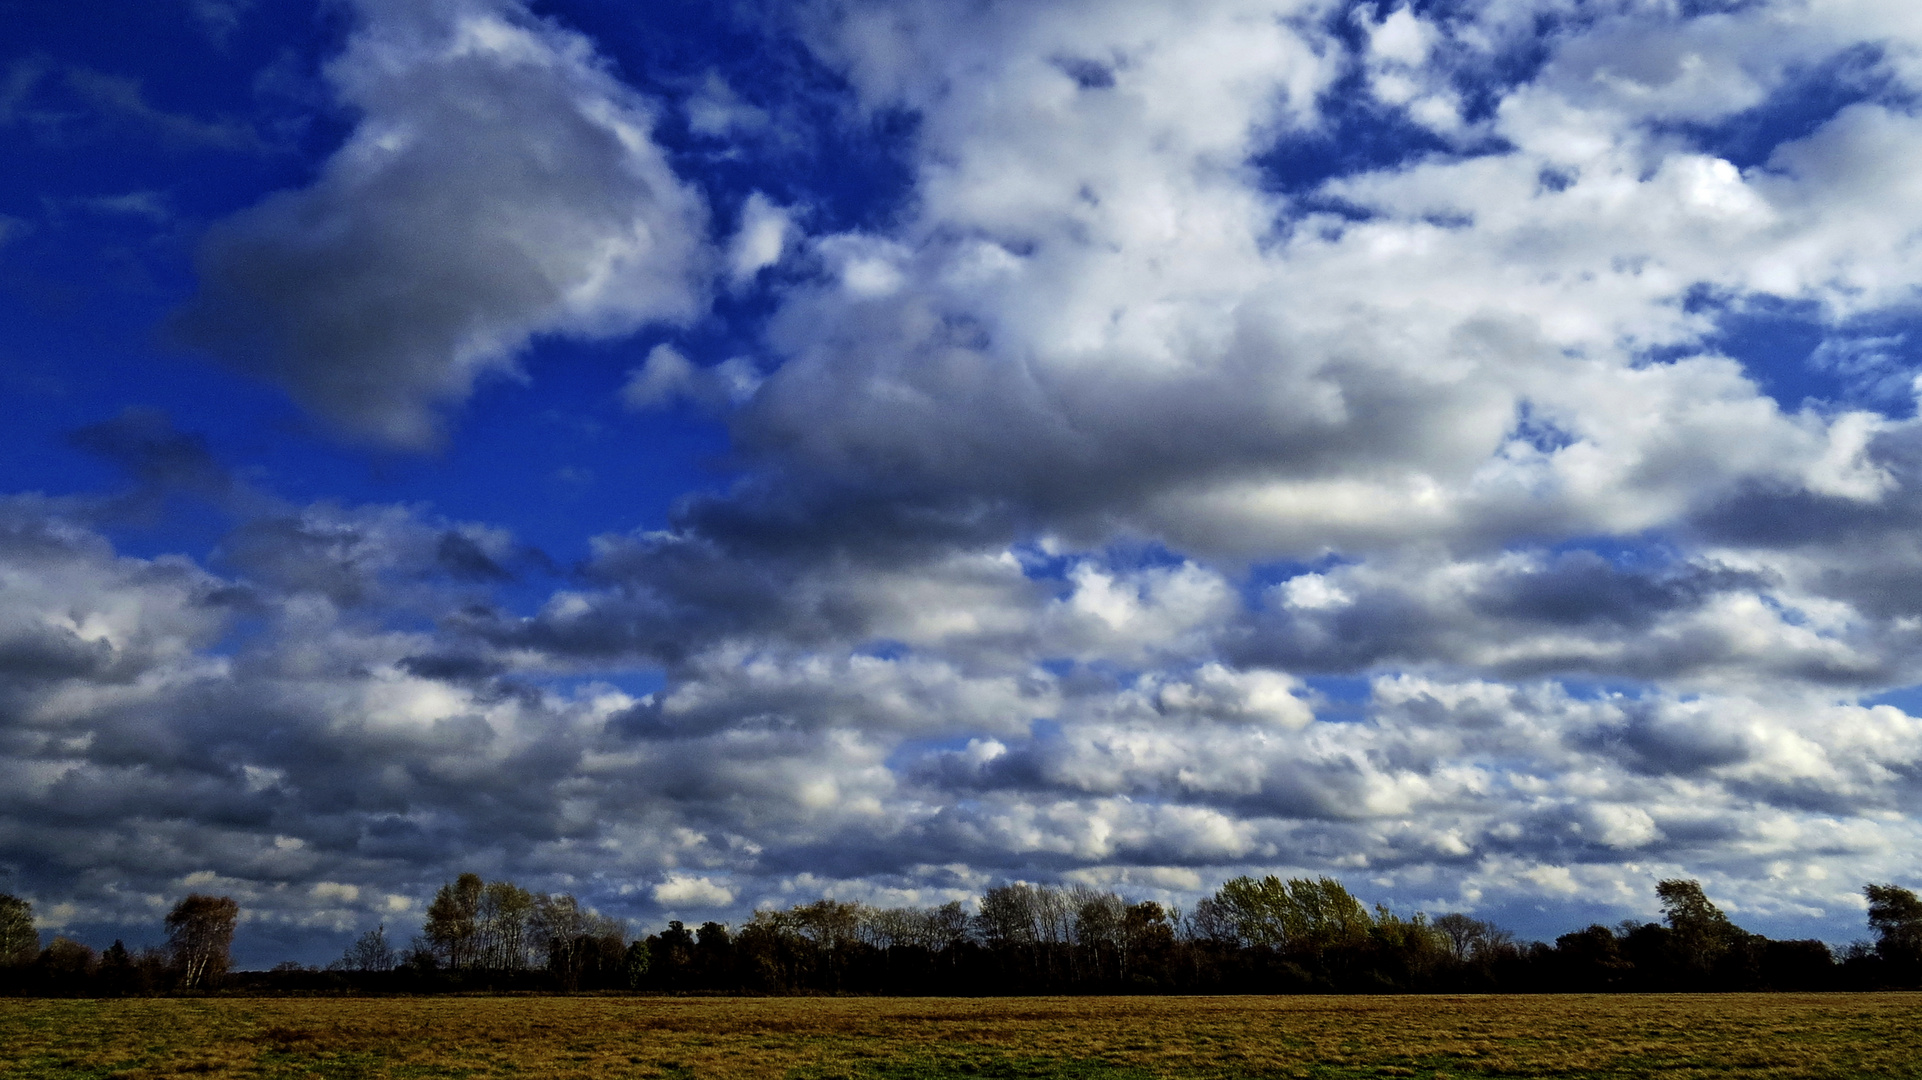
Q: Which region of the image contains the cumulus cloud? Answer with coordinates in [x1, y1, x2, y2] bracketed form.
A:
[652, 874, 735, 909]
[175, 0, 710, 448]
[23, 0, 1922, 959]
[621, 344, 762, 412]
[3, 487, 1919, 954]
[703, 0, 1919, 568]
[727, 192, 794, 286]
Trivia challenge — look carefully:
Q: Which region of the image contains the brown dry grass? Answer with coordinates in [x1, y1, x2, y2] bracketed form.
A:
[1, 993, 1918, 1079]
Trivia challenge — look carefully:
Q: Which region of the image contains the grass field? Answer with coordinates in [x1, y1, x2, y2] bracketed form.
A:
[1, 993, 1919, 1079]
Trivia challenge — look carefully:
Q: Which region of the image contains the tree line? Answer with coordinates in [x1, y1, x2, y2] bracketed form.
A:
[0, 893, 236, 995]
[4, 876, 1921, 995]
[593, 877, 1918, 995]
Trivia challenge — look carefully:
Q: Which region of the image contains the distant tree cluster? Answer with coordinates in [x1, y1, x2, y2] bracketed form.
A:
[0, 892, 235, 996]
[394, 873, 631, 991]
[616, 877, 1922, 996]
[5, 876, 1922, 996]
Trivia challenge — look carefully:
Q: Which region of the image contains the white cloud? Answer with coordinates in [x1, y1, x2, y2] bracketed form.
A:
[728, 192, 794, 285]
[1152, 664, 1314, 729]
[622, 344, 763, 411]
[621, 344, 698, 410]
[686, 71, 770, 138]
[722, 0, 1922, 570]
[652, 874, 736, 908]
[310, 881, 360, 904]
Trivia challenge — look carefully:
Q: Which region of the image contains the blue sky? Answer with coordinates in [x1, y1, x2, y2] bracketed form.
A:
[7, 0, 1922, 966]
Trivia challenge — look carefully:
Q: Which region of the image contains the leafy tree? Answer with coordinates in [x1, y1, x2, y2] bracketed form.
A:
[423, 873, 483, 969]
[788, 898, 862, 951]
[421, 873, 541, 972]
[1657, 880, 1737, 940]
[475, 880, 537, 970]
[1123, 902, 1172, 949]
[1553, 924, 1629, 989]
[166, 894, 238, 990]
[99, 940, 132, 973]
[1865, 883, 1922, 981]
[1367, 908, 1449, 985]
[36, 936, 98, 992]
[1656, 879, 1747, 980]
[647, 920, 696, 989]
[95, 940, 152, 996]
[1119, 901, 1173, 984]
[0, 893, 37, 966]
[622, 937, 651, 988]
[1213, 876, 1286, 946]
[1214, 875, 1372, 952]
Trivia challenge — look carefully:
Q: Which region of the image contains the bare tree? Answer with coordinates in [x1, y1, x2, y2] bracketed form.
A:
[334, 925, 398, 972]
[857, 905, 921, 950]
[975, 884, 1039, 946]
[533, 894, 626, 991]
[166, 894, 239, 990]
[930, 900, 971, 949]
[1032, 885, 1074, 947]
[1184, 895, 1239, 943]
[1432, 912, 1513, 961]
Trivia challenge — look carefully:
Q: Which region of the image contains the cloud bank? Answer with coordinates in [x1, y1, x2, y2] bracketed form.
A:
[12, 0, 1922, 962]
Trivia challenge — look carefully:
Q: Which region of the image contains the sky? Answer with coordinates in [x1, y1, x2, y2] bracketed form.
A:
[5, 0, 1922, 968]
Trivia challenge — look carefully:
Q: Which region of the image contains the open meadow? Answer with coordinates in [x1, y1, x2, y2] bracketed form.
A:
[1, 993, 1919, 1080]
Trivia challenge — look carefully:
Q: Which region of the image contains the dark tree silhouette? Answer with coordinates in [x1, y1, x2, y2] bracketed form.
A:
[335, 925, 398, 972]
[1656, 879, 1750, 986]
[3, 871, 1893, 997]
[1866, 883, 1922, 984]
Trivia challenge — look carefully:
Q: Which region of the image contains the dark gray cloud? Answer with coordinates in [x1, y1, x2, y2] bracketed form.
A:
[434, 532, 513, 584]
[1468, 552, 1769, 630]
[173, 0, 710, 448]
[68, 409, 232, 498]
